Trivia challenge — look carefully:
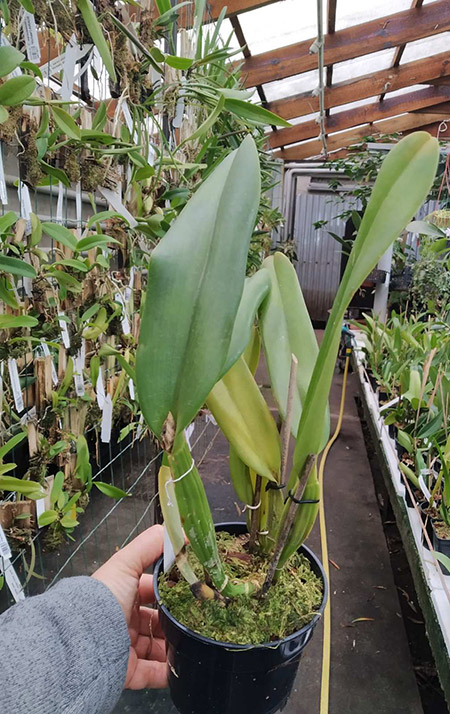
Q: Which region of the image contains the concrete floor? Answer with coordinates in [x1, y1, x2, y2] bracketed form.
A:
[114, 370, 423, 714]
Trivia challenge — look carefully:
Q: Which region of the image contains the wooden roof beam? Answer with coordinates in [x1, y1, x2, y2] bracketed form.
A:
[238, 0, 450, 87]
[276, 111, 450, 161]
[379, 0, 424, 101]
[178, 0, 282, 26]
[325, 0, 337, 107]
[267, 51, 450, 121]
[269, 86, 450, 149]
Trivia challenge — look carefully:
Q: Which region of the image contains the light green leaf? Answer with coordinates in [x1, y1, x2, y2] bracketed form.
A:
[0, 255, 36, 278]
[0, 475, 45, 499]
[77, 234, 120, 252]
[221, 268, 270, 377]
[50, 471, 64, 507]
[77, 0, 117, 82]
[0, 46, 25, 78]
[94, 481, 130, 499]
[136, 136, 260, 437]
[0, 431, 27, 461]
[224, 98, 290, 128]
[207, 356, 280, 481]
[0, 106, 8, 123]
[0, 75, 35, 106]
[0, 314, 38, 329]
[0, 211, 17, 234]
[179, 93, 225, 147]
[38, 510, 59, 526]
[40, 161, 71, 187]
[289, 132, 440, 499]
[87, 210, 129, 229]
[165, 55, 193, 70]
[42, 222, 78, 251]
[434, 551, 450, 572]
[51, 106, 81, 140]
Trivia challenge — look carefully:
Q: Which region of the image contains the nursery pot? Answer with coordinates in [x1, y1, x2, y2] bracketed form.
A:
[153, 522, 328, 714]
[432, 523, 450, 576]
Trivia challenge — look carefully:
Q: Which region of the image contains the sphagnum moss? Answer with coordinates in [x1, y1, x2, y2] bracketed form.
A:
[159, 532, 323, 645]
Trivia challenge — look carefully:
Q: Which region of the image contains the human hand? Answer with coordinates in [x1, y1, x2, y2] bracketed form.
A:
[93, 524, 167, 690]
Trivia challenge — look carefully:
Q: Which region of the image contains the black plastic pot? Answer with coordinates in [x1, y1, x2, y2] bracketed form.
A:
[432, 523, 450, 575]
[153, 522, 328, 714]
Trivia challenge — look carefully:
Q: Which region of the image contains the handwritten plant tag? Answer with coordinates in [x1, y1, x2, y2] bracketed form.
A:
[101, 394, 113, 443]
[58, 312, 71, 349]
[23, 11, 41, 64]
[96, 366, 106, 410]
[40, 342, 58, 385]
[0, 524, 12, 561]
[8, 358, 23, 413]
[0, 145, 8, 205]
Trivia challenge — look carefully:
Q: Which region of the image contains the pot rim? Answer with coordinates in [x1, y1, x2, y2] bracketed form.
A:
[153, 520, 328, 651]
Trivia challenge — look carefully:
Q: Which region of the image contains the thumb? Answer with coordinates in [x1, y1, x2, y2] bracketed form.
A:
[113, 524, 164, 577]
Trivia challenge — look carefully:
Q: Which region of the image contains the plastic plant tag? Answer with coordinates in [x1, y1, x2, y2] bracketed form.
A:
[58, 312, 71, 349]
[23, 11, 41, 64]
[115, 292, 131, 335]
[8, 358, 23, 413]
[99, 187, 138, 228]
[101, 394, 113, 443]
[0, 524, 12, 561]
[163, 522, 176, 574]
[419, 473, 432, 502]
[3, 559, 25, 602]
[36, 475, 54, 522]
[73, 344, 85, 397]
[75, 182, 82, 228]
[40, 52, 66, 78]
[56, 182, 64, 223]
[0, 144, 8, 205]
[128, 378, 135, 401]
[19, 182, 32, 234]
[184, 423, 195, 450]
[41, 342, 58, 385]
[96, 366, 106, 410]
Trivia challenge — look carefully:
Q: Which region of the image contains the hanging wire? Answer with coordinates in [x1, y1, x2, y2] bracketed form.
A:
[316, 0, 328, 158]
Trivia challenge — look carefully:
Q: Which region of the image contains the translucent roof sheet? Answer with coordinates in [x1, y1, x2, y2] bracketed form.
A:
[332, 47, 396, 84]
[400, 31, 450, 64]
[263, 70, 318, 103]
[336, 0, 412, 31]
[238, 0, 317, 56]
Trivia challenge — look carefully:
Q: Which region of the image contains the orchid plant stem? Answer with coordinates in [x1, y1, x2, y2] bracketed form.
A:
[261, 454, 315, 597]
[280, 354, 298, 486]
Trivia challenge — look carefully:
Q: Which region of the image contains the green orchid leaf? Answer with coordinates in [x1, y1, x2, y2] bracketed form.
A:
[136, 136, 260, 438]
[94, 482, 129, 499]
[0, 75, 35, 106]
[0, 255, 36, 278]
[0, 46, 25, 78]
[0, 314, 38, 329]
[42, 222, 78, 251]
[224, 98, 290, 128]
[77, 0, 117, 82]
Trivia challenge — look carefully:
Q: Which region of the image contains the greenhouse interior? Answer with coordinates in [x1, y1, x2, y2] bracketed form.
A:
[1, 0, 450, 713]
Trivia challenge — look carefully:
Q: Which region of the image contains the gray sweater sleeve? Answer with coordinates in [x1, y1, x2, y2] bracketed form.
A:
[0, 576, 130, 714]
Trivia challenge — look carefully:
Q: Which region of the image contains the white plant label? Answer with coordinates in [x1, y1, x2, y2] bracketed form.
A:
[99, 187, 138, 228]
[128, 378, 135, 401]
[163, 523, 176, 574]
[3, 559, 25, 602]
[76, 181, 82, 228]
[41, 342, 58, 385]
[184, 423, 195, 450]
[19, 182, 32, 234]
[206, 412, 217, 426]
[8, 358, 23, 413]
[115, 292, 130, 335]
[23, 11, 41, 64]
[0, 144, 8, 205]
[20, 405, 36, 426]
[40, 52, 66, 79]
[56, 181, 64, 224]
[419, 474, 432, 502]
[124, 266, 135, 303]
[60, 35, 78, 101]
[73, 344, 85, 397]
[58, 312, 71, 349]
[0, 524, 12, 561]
[96, 366, 106, 410]
[136, 413, 145, 439]
[101, 394, 113, 443]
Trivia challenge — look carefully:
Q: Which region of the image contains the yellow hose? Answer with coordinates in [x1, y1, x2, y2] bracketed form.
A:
[318, 351, 350, 714]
